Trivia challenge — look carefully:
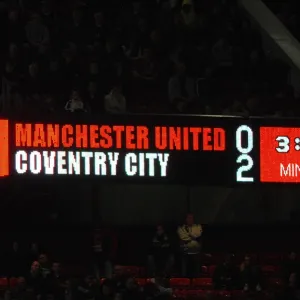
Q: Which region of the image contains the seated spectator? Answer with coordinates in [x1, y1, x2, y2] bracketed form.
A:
[26, 242, 40, 268]
[239, 255, 262, 292]
[280, 273, 300, 300]
[122, 278, 142, 300]
[25, 13, 50, 49]
[168, 62, 197, 112]
[27, 261, 42, 295]
[213, 254, 238, 290]
[104, 83, 126, 114]
[177, 213, 202, 277]
[147, 225, 174, 277]
[282, 251, 300, 284]
[78, 276, 100, 300]
[86, 81, 104, 113]
[212, 36, 233, 66]
[65, 90, 89, 112]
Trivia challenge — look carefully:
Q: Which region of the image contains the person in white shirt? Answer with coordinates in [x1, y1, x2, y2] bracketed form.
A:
[178, 213, 203, 277]
[104, 84, 126, 114]
[65, 90, 87, 112]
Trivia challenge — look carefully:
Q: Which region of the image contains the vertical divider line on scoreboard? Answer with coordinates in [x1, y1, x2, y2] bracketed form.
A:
[0, 119, 9, 177]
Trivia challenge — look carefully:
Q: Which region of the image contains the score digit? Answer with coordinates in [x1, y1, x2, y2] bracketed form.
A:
[236, 125, 254, 182]
[275, 136, 290, 153]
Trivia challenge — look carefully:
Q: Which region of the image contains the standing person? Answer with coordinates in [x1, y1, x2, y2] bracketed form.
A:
[177, 214, 202, 277]
[147, 225, 174, 277]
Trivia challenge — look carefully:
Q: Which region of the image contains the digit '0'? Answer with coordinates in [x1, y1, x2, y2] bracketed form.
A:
[236, 125, 253, 154]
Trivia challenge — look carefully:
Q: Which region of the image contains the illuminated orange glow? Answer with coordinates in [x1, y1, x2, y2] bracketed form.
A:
[0, 119, 9, 177]
[14, 123, 150, 150]
[14, 123, 226, 151]
[155, 127, 226, 151]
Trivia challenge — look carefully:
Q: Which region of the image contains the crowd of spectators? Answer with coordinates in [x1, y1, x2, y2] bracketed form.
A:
[1, 214, 300, 300]
[0, 0, 297, 117]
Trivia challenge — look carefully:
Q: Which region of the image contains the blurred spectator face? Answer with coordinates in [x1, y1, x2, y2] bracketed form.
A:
[186, 214, 194, 226]
[72, 10, 82, 24]
[52, 262, 60, 273]
[71, 90, 81, 101]
[289, 252, 297, 260]
[112, 85, 122, 94]
[182, 4, 192, 13]
[29, 63, 39, 77]
[13, 241, 19, 251]
[31, 242, 39, 252]
[8, 10, 18, 22]
[31, 261, 40, 272]
[94, 12, 104, 25]
[9, 44, 18, 58]
[126, 278, 137, 291]
[244, 255, 251, 266]
[85, 276, 93, 286]
[156, 225, 164, 236]
[39, 254, 48, 265]
[17, 277, 26, 288]
[88, 82, 97, 94]
[89, 62, 99, 75]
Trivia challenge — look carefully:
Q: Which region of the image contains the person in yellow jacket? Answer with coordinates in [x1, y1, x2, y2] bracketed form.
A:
[177, 213, 203, 277]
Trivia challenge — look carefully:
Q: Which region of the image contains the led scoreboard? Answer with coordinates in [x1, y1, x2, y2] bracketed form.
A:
[1, 114, 300, 185]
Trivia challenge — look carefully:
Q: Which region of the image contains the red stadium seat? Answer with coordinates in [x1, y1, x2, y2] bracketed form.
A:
[218, 290, 231, 298]
[135, 278, 146, 286]
[0, 278, 8, 289]
[187, 289, 206, 299]
[260, 253, 282, 264]
[208, 265, 216, 276]
[9, 277, 18, 288]
[261, 265, 278, 274]
[115, 265, 140, 276]
[170, 278, 190, 288]
[173, 289, 188, 298]
[191, 278, 212, 289]
[232, 290, 245, 299]
[267, 277, 284, 288]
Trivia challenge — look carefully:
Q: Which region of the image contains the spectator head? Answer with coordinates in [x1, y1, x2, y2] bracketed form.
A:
[31, 261, 40, 272]
[186, 213, 194, 226]
[88, 81, 97, 94]
[224, 254, 234, 265]
[38, 253, 48, 265]
[12, 241, 19, 251]
[125, 277, 137, 291]
[17, 277, 26, 288]
[8, 43, 18, 58]
[156, 225, 164, 236]
[89, 62, 99, 75]
[52, 262, 61, 273]
[72, 9, 82, 24]
[243, 255, 251, 266]
[8, 10, 18, 22]
[102, 279, 114, 296]
[111, 82, 122, 94]
[94, 12, 104, 25]
[182, 0, 193, 13]
[289, 251, 297, 260]
[84, 275, 94, 286]
[70, 90, 81, 101]
[28, 63, 39, 77]
[31, 242, 39, 252]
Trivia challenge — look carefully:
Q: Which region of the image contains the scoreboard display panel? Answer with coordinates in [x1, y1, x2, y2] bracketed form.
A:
[0, 114, 299, 185]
